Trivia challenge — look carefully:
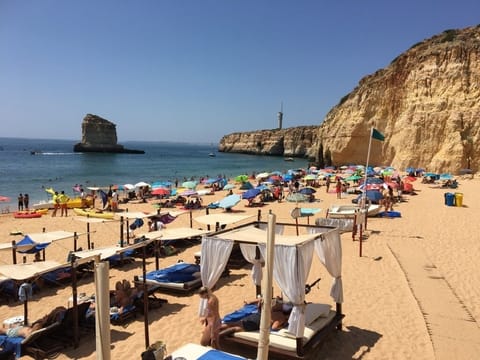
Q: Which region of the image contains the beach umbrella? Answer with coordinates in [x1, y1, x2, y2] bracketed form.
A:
[124, 184, 135, 190]
[223, 184, 235, 190]
[299, 187, 316, 195]
[439, 173, 453, 181]
[303, 174, 317, 181]
[151, 188, 170, 196]
[179, 189, 197, 197]
[135, 181, 150, 188]
[0, 195, 10, 202]
[359, 183, 382, 191]
[218, 194, 241, 209]
[235, 174, 248, 183]
[346, 175, 362, 182]
[255, 172, 270, 180]
[242, 188, 261, 200]
[181, 181, 197, 189]
[356, 190, 383, 203]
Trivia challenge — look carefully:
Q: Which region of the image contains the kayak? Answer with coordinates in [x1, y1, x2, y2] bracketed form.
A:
[73, 208, 115, 219]
[13, 211, 43, 219]
[32, 197, 94, 210]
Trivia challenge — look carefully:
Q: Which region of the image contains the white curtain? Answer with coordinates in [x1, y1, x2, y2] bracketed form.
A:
[260, 242, 315, 337]
[240, 243, 263, 286]
[312, 228, 343, 303]
[198, 236, 234, 316]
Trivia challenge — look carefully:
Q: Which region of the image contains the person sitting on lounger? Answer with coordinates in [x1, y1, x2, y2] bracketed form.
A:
[112, 279, 135, 314]
[1, 306, 67, 338]
[220, 296, 293, 335]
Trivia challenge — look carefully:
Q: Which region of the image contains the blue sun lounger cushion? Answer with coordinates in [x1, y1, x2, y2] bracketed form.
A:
[146, 263, 200, 283]
[222, 303, 259, 323]
[198, 349, 246, 360]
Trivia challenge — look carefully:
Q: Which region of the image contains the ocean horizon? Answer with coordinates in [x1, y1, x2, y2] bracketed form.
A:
[0, 137, 308, 207]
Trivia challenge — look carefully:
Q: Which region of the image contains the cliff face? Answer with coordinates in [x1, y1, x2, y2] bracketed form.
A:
[218, 126, 318, 158]
[73, 114, 144, 154]
[314, 26, 480, 173]
[219, 26, 480, 173]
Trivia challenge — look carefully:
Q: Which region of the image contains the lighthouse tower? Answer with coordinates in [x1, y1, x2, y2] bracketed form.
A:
[277, 102, 283, 129]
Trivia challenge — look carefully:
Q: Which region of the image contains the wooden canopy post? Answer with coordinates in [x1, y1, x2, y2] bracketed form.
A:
[142, 244, 150, 349]
[120, 216, 124, 247]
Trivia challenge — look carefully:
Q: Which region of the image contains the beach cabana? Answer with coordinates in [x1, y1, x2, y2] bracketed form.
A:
[201, 221, 344, 359]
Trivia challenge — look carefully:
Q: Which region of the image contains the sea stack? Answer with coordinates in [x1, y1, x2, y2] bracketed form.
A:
[73, 114, 144, 154]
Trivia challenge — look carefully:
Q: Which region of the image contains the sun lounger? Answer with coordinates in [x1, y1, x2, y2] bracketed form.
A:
[221, 303, 343, 359]
[20, 322, 65, 360]
[138, 262, 202, 293]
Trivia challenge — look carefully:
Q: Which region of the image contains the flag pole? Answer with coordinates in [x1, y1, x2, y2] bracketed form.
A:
[363, 127, 373, 205]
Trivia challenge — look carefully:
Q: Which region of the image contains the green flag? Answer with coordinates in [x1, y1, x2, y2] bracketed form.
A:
[372, 128, 385, 141]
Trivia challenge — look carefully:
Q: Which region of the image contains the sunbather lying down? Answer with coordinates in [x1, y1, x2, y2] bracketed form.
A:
[220, 297, 293, 335]
[1, 306, 67, 338]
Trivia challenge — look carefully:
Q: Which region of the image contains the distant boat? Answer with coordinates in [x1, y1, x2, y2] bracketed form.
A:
[30, 150, 42, 155]
[208, 152, 216, 157]
[284, 157, 294, 162]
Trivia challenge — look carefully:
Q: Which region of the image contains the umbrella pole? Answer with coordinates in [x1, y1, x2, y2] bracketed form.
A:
[87, 222, 91, 249]
[71, 257, 79, 348]
[189, 211, 193, 228]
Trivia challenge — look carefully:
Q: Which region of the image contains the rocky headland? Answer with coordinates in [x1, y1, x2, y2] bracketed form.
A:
[73, 114, 144, 154]
[218, 126, 317, 157]
[219, 25, 480, 173]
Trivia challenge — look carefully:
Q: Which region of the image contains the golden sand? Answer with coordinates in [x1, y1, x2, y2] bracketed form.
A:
[1, 177, 479, 359]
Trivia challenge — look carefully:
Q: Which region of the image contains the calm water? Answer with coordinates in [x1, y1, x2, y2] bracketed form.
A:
[0, 137, 308, 205]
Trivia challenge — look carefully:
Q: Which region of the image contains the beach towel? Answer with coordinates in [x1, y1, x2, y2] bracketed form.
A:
[130, 218, 144, 230]
[377, 211, 401, 218]
[0, 334, 23, 358]
[222, 303, 259, 323]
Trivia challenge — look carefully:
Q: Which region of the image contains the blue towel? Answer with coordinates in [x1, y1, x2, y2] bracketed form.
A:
[197, 349, 245, 360]
[377, 211, 401, 218]
[0, 334, 23, 358]
[222, 304, 258, 323]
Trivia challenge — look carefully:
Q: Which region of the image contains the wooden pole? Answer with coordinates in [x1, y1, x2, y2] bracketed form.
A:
[142, 244, 150, 349]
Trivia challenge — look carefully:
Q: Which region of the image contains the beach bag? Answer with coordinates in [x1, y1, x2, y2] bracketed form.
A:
[141, 341, 166, 360]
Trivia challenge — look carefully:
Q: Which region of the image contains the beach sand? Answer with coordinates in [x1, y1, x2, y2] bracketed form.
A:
[1, 176, 479, 359]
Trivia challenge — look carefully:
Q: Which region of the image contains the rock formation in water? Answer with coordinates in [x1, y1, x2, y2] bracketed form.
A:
[218, 126, 318, 158]
[73, 114, 144, 154]
[220, 26, 480, 173]
[314, 26, 480, 173]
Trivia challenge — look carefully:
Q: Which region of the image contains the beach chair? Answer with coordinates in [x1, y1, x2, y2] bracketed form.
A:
[20, 322, 65, 360]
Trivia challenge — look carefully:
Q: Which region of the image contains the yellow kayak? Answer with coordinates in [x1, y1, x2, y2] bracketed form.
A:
[73, 208, 115, 219]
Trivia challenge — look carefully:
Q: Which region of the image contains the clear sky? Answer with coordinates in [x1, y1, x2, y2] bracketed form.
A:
[1, 0, 479, 144]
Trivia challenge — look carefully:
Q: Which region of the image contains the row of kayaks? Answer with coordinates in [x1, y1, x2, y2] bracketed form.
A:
[13, 208, 115, 220]
[32, 197, 94, 210]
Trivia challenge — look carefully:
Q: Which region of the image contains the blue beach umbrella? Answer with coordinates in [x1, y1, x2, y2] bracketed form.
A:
[299, 187, 316, 195]
[242, 188, 261, 200]
[218, 194, 241, 209]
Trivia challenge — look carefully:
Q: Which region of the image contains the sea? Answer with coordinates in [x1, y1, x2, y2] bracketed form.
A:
[0, 137, 308, 206]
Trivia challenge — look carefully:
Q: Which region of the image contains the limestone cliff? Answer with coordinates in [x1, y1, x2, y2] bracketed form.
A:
[314, 26, 480, 173]
[73, 114, 144, 154]
[218, 126, 318, 158]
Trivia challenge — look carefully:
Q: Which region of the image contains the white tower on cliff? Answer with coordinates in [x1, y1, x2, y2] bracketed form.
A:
[277, 102, 283, 129]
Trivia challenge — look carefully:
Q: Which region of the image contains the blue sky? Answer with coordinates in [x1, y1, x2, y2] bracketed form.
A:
[1, 0, 479, 144]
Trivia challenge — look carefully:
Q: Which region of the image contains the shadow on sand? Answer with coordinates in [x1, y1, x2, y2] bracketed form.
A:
[319, 325, 383, 359]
